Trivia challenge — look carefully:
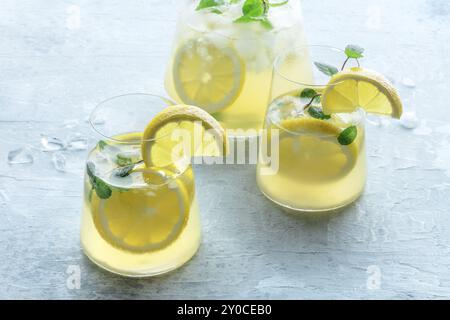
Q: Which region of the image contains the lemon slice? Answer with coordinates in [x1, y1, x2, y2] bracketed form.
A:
[276, 118, 360, 182]
[90, 168, 192, 253]
[141, 105, 229, 168]
[322, 68, 403, 118]
[172, 39, 245, 113]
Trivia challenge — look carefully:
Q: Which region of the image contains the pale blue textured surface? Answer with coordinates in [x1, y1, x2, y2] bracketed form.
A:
[1, 0, 450, 299]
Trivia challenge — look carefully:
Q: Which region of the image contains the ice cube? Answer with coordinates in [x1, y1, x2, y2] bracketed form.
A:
[0, 189, 9, 206]
[399, 112, 420, 129]
[52, 152, 66, 172]
[86, 115, 105, 126]
[401, 77, 416, 88]
[8, 147, 34, 165]
[366, 115, 383, 127]
[40, 135, 66, 152]
[67, 134, 88, 151]
[63, 119, 80, 129]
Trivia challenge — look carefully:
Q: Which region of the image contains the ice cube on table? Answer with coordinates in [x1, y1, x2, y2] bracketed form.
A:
[400, 112, 420, 129]
[62, 119, 80, 129]
[40, 135, 66, 152]
[52, 152, 67, 172]
[67, 134, 88, 151]
[401, 77, 416, 88]
[0, 189, 10, 206]
[7, 147, 34, 165]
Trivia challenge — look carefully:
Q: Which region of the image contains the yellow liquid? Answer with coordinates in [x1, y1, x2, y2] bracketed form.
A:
[257, 95, 367, 212]
[81, 134, 201, 277]
[165, 6, 308, 135]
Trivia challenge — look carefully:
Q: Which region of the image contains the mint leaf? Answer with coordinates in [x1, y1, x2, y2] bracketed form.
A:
[116, 153, 133, 167]
[300, 88, 317, 99]
[345, 45, 364, 59]
[98, 140, 107, 151]
[338, 126, 358, 145]
[234, 15, 255, 23]
[94, 178, 113, 199]
[113, 160, 144, 178]
[258, 16, 273, 29]
[86, 161, 112, 200]
[113, 164, 136, 178]
[234, 0, 273, 29]
[308, 107, 331, 120]
[242, 0, 265, 17]
[269, 0, 289, 7]
[314, 62, 338, 76]
[88, 188, 93, 202]
[86, 161, 97, 185]
[196, 0, 224, 10]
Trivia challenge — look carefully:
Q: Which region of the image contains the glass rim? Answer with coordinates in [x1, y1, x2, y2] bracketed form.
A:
[185, 23, 295, 41]
[273, 45, 347, 88]
[268, 108, 366, 137]
[89, 93, 175, 144]
[184, 4, 299, 41]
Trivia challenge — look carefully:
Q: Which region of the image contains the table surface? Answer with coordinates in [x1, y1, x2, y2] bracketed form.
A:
[1, 0, 450, 300]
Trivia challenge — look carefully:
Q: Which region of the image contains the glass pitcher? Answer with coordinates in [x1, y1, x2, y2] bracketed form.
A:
[165, 0, 308, 136]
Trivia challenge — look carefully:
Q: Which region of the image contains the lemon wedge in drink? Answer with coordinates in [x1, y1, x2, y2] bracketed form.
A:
[172, 39, 245, 113]
[276, 118, 360, 182]
[90, 163, 194, 254]
[141, 104, 229, 169]
[321, 68, 403, 118]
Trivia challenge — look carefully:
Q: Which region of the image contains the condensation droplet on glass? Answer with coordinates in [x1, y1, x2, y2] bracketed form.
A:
[7, 148, 34, 165]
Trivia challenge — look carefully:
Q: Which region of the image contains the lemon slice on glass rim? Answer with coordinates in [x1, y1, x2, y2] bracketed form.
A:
[172, 38, 245, 114]
[321, 67, 403, 118]
[141, 104, 229, 170]
[90, 105, 227, 254]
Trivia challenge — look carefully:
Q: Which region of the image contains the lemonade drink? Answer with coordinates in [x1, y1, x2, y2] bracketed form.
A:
[81, 94, 227, 277]
[257, 93, 367, 211]
[81, 133, 201, 276]
[257, 45, 403, 212]
[165, 0, 308, 135]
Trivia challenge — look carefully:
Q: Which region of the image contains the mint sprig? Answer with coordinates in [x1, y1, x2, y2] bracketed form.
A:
[300, 88, 318, 99]
[308, 107, 331, 120]
[113, 160, 144, 178]
[116, 153, 133, 167]
[345, 45, 364, 59]
[196, 0, 224, 11]
[234, 0, 288, 29]
[308, 44, 364, 144]
[342, 44, 364, 70]
[338, 126, 358, 145]
[314, 62, 339, 77]
[268, 0, 289, 7]
[87, 162, 112, 200]
[98, 140, 107, 151]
